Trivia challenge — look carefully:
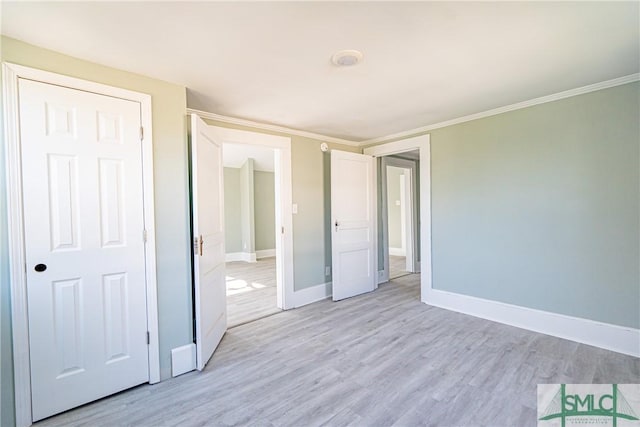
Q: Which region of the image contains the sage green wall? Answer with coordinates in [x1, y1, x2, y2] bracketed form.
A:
[254, 171, 276, 251]
[386, 166, 403, 250]
[429, 82, 640, 328]
[223, 167, 242, 253]
[239, 159, 255, 254]
[224, 167, 275, 254]
[202, 118, 360, 289]
[1, 37, 194, 424]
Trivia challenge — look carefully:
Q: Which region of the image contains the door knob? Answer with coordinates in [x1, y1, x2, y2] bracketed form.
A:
[34, 264, 47, 272]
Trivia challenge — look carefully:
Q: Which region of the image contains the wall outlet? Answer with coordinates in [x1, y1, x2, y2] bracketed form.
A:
[325, 266, 331, 276]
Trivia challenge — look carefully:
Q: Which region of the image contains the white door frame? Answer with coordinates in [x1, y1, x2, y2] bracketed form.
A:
[363, 134, 431, 303]
[203, 124, 295, 310]
[3, 63, 160, 427]
[381, 157, 419, 279]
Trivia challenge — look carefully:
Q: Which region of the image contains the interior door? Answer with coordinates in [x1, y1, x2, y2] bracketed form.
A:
[19, 79, 149, 421]
[331, 150, 376, 301]
[190, 114, 227, 370]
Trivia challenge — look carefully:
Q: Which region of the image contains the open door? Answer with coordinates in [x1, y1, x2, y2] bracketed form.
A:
[191, 114, 227, 370]
[331, 150, 376, 301]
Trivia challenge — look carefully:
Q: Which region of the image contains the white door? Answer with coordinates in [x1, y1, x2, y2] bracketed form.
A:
[190, 114, 227, 370]
[19, 79, 150, 421]
[331, 150, 376, 301]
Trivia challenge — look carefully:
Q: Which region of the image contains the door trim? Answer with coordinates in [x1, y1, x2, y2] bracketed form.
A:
[2, 62, 160, 427]
[381, 156, 419, 281]
[363, 134, 431, 304]
[205, 124, 295, 310]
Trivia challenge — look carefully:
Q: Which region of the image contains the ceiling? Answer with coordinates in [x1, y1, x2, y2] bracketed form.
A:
[2, 2, 638, 143]
[223, 143, 274, 172]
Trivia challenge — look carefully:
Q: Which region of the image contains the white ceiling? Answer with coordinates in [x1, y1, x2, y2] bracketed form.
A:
[223, 143, 274, 173]
[2, 2, 638, 143]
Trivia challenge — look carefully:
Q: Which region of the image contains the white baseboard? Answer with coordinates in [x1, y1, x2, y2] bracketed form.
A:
[389, 247, 405, 256]
[225, 252, 257, 263]
[293, 282, 332, 308]
[424, 288, 640, 357]
[171, 343, 196, 377]
[256, 249, 276, 259]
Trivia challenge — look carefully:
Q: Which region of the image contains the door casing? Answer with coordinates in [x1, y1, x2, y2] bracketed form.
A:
[3, 62, 160, 427]
[380, 156, 420, 282]
[194, 122, 295, 310]
[363, 134, 432, 303]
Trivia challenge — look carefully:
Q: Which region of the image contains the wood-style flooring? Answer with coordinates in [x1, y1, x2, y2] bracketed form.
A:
[36, 274, 639, 427]
[389, 255, 409, 279]
[226, 257, 280, 327]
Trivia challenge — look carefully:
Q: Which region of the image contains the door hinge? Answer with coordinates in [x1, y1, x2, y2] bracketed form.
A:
[146, 331, 150, 345]
[143, 229, 148, 243]
[281, 226, 285, 234]
[140, 126, 144, 141]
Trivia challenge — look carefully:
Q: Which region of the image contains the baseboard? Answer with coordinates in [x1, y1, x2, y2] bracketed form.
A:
[225, 252, 257, 263]
[389, 247, 405, 256]
[424, 288, 640, 357]
[256, 249, 276, 259]
[293, 282, 332, 308]
[171, 343, 196, 377]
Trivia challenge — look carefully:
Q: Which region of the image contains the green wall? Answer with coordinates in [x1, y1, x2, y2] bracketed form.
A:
[223, 167, 275, 254]
[203, 119, 360, 289]
[254, 171, 276, 251]
[386, 166, 404, 250]
[239, 159, 255, 254]
[429, 82, 640, 328]
[0, 37, 193, 425]
[223, 167, 242, 253]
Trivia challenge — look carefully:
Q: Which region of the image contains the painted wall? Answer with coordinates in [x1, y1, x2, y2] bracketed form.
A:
[203, 119, 360, 289]
[428, 82, 639, 328]
[254, 171, 276, 251]
[239, 159, 255, 254]
[386, 166, 404, 250]
[1, 37, 193, 424]
[223, 167, 242, 253]
[223, 167, 275, 254]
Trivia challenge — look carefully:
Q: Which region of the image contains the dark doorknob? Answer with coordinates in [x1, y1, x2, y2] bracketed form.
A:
[34, 264, 47, 272]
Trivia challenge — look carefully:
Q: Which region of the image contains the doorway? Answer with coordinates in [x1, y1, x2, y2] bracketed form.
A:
[363, 134, 432, 302]
[189, 119, 294, 370]
[382, 154, 419, 280]
[223, 144, 281, 326]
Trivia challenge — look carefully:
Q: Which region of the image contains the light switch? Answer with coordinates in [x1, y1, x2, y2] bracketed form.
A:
[292, 204, 298, 214]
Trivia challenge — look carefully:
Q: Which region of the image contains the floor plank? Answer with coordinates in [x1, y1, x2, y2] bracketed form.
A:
[226, 257, 280, 327]
[36, 274, 639, 427]
[389, 255, 409, 279]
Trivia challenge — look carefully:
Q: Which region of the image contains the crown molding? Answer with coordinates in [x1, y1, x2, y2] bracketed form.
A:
[186, 108, 360, 147]
[361, 73, 640, 146]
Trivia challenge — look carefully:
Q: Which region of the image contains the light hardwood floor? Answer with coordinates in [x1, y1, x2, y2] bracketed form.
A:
[36, 274, 639, 427]
[226, 257, 280, 327]
[389, 255, 409, 279]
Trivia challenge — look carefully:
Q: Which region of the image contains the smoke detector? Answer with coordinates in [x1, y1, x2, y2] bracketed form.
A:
[331, 50, 363, 67]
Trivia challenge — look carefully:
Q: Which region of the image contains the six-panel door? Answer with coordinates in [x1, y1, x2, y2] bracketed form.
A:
[19, 79, 150, 421]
